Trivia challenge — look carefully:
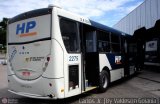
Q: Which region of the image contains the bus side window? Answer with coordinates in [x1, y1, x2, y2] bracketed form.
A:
[59, 17, 80, 53]
[86, 31, 97, 52]
[110, 33, 120, 53]
[98, 30, 110, 52]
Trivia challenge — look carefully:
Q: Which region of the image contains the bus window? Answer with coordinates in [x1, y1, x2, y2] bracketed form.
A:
[86, 31, 97, 52]
[110, 33, 120, 53]
[60, 18, 80, 53]
[98, 30, 110, 52]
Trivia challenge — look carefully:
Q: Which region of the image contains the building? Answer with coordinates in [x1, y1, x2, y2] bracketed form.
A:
[113, 0, 160, 35]
[113, 0, 160, 68]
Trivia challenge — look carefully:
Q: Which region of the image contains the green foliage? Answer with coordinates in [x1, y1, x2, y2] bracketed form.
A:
[0, 29, 6, 45]
[0, 18, 9, 47]
[0, 18, 8, 29]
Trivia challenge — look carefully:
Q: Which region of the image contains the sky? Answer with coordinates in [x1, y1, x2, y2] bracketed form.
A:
[0, 0, 144, 27]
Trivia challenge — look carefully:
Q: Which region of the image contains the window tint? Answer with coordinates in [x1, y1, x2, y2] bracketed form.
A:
[129, 44, 137, 53]
[60, 18, 80, 53]
[110, 33, 120, 53]
[98, 31, 110, 52]
[86, 31, 97, 52]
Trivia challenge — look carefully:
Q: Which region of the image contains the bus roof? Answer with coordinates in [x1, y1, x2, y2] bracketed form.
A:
[8, 6, 128, 36]
[8, 8, 52, 24]
[90, 20, 126, 35]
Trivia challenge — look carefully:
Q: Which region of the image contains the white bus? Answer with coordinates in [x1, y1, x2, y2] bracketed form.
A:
[7, 5, 137, 99]
[144, 39, 160, 66]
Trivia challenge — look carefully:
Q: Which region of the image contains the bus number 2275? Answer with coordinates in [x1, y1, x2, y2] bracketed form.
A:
[69, 56, 78, 61]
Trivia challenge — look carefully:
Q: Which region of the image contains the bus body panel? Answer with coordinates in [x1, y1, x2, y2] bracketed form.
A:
[110, 68, 124, 82]
[99, 54, 124, 82]
[99, 54, 112, 71]
[57, 8, 91, 25]
[8, 14, 51, 43]
[42, 39, 64, 78]
[8, 40, 51, 80]
[8, 39, 65, 98]
[63, 53, 82, 97]
[8, 14, 51, 80]
[8, 75, 65, 98]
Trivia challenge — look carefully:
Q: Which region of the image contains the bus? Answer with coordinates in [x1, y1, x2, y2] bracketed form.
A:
[7, 5, 137, 99]
[144, 39, 160, 66]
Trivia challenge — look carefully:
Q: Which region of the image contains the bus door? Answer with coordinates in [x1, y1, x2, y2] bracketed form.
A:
[81, 25, 99, 92]
[124, 37, 137, 76]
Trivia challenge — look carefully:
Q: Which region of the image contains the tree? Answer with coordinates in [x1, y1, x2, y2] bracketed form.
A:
[0, 18, 8, 29]
[0, 18, 9, 47]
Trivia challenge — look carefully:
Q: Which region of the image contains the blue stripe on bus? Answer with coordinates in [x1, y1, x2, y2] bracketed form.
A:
[106, 53, 123, 70]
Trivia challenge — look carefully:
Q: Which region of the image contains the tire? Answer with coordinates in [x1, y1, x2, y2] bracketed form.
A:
[98, 70, 109, 92]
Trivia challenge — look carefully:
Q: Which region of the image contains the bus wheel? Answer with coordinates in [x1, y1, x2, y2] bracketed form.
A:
[98, 70, 109, 92]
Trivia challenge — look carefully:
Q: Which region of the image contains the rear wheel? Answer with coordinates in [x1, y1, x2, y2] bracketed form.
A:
[98, 70, 109, 92]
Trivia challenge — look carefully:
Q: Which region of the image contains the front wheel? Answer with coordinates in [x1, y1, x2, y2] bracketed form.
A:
[98, 70, 109, 92]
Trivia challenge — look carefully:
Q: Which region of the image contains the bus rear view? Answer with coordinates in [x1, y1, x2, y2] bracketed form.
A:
[7, 7, 65, 99]
[7, 5, 137, 99]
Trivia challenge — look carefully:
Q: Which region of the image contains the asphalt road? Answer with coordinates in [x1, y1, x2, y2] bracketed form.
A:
[0, 65, 160, 104]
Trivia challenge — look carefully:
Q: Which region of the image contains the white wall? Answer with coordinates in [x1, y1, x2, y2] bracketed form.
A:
[113, 0, 160, 35]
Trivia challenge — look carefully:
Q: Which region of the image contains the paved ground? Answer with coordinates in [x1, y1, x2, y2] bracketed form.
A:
[0, 54, 6, 59]
[0, 65, 160, 104]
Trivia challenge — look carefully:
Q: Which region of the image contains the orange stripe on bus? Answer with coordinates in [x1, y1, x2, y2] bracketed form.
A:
[19, 32, 37, 37]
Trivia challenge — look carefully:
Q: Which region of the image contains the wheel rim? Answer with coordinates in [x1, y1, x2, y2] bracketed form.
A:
[102, 74, 108, 88]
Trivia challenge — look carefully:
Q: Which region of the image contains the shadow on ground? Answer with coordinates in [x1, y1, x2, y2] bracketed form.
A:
[5, 93, 92, 104]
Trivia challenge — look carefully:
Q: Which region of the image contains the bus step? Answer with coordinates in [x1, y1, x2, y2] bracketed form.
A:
[83, 86, 97, 92]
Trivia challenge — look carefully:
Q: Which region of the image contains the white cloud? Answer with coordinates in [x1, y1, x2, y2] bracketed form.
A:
[110, 1, 143, 26]
[0, 0, 143, 26]
[52, 0, 138, 18]
[125, 2, 142, 13]
[0, 0, 49, 20]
